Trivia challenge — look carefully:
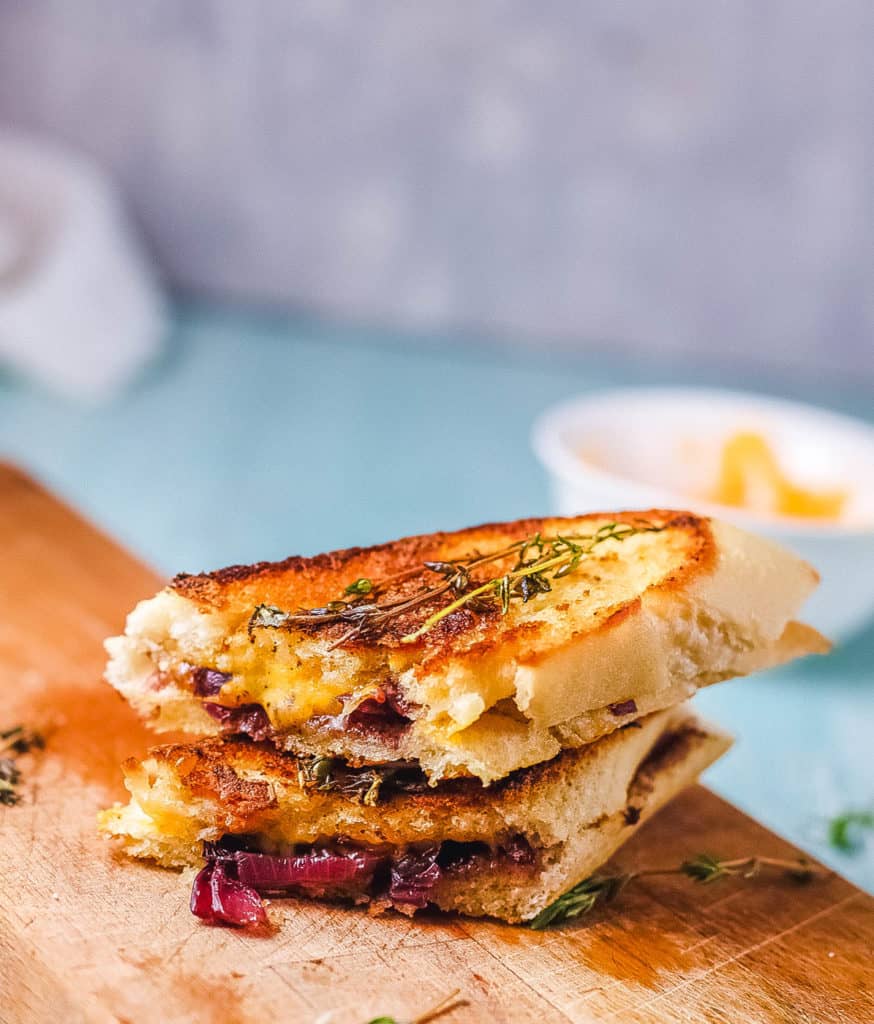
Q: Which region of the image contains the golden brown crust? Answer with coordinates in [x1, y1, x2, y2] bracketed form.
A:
[143, 735, 555, 819]
[141, 718, 664, 828]
[170, 510, 715, 656]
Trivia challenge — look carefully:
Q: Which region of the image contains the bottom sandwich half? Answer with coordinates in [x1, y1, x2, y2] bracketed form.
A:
[99, 703, 731, 926]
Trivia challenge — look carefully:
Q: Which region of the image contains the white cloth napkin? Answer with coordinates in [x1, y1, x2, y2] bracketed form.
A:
[0, 132, 166, 401]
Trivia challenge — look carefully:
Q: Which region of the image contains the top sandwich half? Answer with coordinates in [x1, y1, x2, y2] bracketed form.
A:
[105, 510, 828, 783]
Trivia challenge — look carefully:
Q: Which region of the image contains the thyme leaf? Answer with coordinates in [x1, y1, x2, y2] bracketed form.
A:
[296, 755, 335, 791]
[497, 574, 511, 615]
[365, 989, 464, 1024]
[0, 725, 45, 806]
[0, 761, 22, 805]
[296, 755, 426, 805]
[529, 874, 629, 929]
[828, 810, 874, 852]
[529, 853, 820, 929]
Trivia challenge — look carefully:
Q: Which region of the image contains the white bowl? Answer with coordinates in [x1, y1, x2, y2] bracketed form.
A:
[532, 387, 874, 641]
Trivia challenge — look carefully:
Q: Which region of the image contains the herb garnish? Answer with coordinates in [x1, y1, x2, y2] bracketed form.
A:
[249, 520, 663, 648]
[828, 810, 874, 852]
[366, 989, 464, 1024]
[529, 853, 820, 929]
[346, 578, 374, 596]
[0, 725, 45, 806]
[297, 755, 427, 806]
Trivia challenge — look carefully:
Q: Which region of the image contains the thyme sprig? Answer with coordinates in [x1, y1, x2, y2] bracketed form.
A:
[828, 810, 874, 852]
[297, 755, 427, 806]
[529, 853, 820, 930]
[249, 519, 663, 648]
[0, 725, 45, 806]
[366, 988, 464, 1024]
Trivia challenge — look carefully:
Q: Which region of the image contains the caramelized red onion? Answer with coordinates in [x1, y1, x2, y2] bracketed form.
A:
[388, 844, 441, 909]
[192, 668, 231, 697]
[190, 859, 267, 928]
[208, 844, 386, 894]
[608, 699, 638, 717]
[191, 835, 537, 928]
[203, 702, 272, 741]
[343, 684, 413, 734]
[497, 834, 536, 865]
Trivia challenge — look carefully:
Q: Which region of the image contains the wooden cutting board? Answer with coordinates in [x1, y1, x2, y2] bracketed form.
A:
[0, 464, 871, 1024]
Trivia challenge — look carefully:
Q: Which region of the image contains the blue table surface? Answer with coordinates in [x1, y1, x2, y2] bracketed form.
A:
[1, 303, 872, 892]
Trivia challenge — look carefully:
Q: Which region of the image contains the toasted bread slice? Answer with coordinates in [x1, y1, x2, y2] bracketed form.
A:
[99, 704, 732, 923]
[436, 711, 731, 922]
[105, 511, 826, 783]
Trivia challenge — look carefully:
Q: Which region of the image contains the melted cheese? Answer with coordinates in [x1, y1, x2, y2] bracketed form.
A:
[212, 633, 380, 729]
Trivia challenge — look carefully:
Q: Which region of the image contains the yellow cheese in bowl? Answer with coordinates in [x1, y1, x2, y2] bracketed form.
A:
[714, 432, 847, 521]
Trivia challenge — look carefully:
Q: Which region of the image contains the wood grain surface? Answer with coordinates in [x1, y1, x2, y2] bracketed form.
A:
[0, 464, 871, 1024]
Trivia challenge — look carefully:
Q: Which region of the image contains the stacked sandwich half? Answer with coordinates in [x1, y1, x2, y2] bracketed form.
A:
[100, 511, 827, 926]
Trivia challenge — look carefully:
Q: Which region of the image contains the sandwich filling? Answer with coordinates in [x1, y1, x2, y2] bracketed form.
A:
[191, 834, 537, 927]
[181, 662, 648, 759]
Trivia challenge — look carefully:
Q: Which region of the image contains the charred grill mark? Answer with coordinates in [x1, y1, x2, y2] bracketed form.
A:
[170, 511, 715, 651]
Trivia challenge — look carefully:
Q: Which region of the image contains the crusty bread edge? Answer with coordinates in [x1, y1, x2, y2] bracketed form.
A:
[433, 714, 733, 922]
[513, 519, 822, 728]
